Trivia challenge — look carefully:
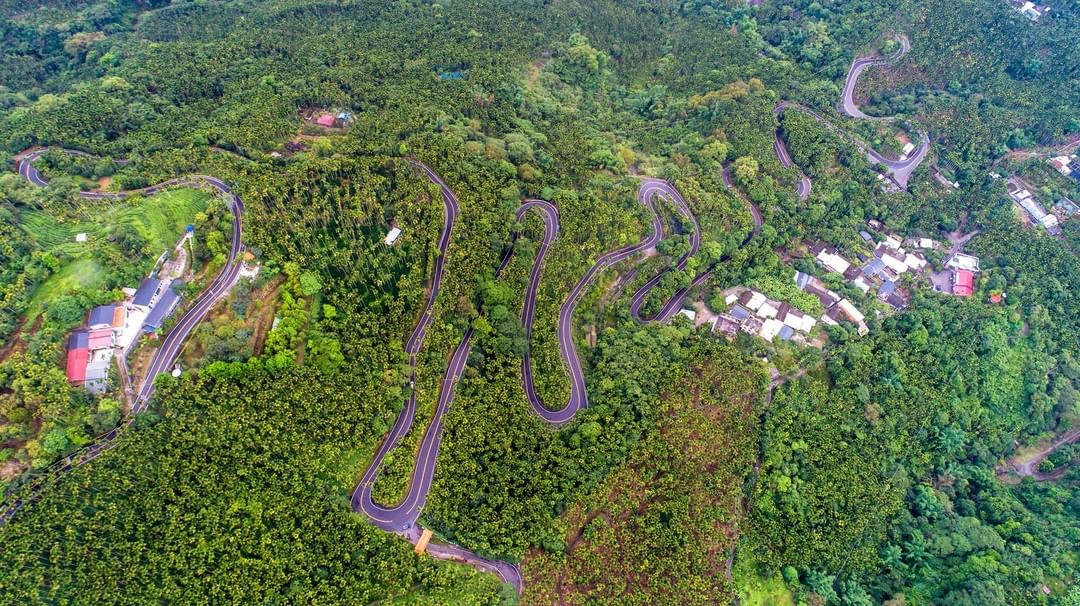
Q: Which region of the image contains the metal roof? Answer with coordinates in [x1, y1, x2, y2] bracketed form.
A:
[88, 305, 115, 327]
[144, 288, 180, 329]
[728, 305, 751, 321]
[68, 330, 89, 350]
[133, 278, 161, 307]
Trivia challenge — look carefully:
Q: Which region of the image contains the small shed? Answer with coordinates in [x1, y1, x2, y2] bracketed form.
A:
[385, 227, 403, 245]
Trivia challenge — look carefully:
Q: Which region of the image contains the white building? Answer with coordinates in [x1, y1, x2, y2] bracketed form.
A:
[946, 253, 980, 272]
[816, 249, 851, 274]
[385, 227, 403, 245]
[759, 318, 784, 342]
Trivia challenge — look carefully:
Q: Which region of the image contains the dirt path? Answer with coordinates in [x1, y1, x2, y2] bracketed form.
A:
[1008, 428, 1080, 481]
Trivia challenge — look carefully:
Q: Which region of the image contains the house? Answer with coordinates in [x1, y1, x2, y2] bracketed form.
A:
[314, 113, 336, 127]
[738, 290, 767, 311]
[87, 305, 115, 330]
[852, 276, 871, 293]
[84, 360, 110, 394]
[778, 325, 796, 341]
[132, 278, 163, 310]
[741, 316, 763, 335]
[75, 233, 88, 243]
[833, 299, 869, 335]
[144, 285, 181, 332]
[816, 248, 851, 274]
[1054, 197, 1079, 217]
[953, 269, 974, 297]
[66, 330, 89, 385]
[756, 299, 780, 319]
[1050, 155, 1073, 175]
[779, 306, 816, 333]
[728, 305, 752, 322]
[794, 271, 812, 289]
[678, 308, 696, 322]
[1016, 1, 1049, 20]
[385, 227, 402, 245]
[880, 252, 908, 275]
[87, 328, 114, 351]
[713, 313, 741, 337]
[793, 271, 839, 309]
[878, 280, 897, 299]
[759, 318, 785, 342]
[886, 292, 907, 309]
[946, 253, 980, 272]
[837, 299, 865, 324]
[903, 252, 927, 271]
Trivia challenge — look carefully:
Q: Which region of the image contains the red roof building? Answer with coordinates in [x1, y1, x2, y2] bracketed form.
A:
[953, 269, 974, 297]
[87, 328, 114, 350]
[314, 113, 335, 127]
[66, 349, 88, 383]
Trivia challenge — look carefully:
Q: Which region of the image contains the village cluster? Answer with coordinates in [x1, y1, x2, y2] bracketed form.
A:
[65, 278, 182, 393]
[700, 222, 987, 346]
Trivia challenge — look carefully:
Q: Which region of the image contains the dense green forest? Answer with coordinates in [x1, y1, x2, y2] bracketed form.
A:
[0, 0, 1078, 604]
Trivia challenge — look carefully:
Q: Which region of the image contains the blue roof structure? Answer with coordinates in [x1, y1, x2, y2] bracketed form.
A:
[144, 288, 180, 330]
[68, 330, 89, 350]
[863, 258, 886, 278]
[133, 278, 161, 307]
[728, 305, 751, 321]
[88, 305, 115, 327]
[878, 280, 897, 297]
[778, 325, 795, 341]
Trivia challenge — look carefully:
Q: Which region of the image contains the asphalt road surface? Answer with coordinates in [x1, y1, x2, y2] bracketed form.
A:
[777, 101, 928, 190]
[834, 34, 929, 189]
[1, 148, 244, 523]
[773, 132, 812, 200]
[839, 34, 910, 120]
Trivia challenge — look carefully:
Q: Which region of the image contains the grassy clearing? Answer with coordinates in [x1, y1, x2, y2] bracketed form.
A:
[735, 566, 794, 606]
[19, 188, 210, 253]
[24, 259, 107, 325]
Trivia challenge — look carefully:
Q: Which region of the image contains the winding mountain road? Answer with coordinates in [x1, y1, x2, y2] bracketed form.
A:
[839, 34, 910, 121]
[773, 131, 812, 201]
[777, 101, 928, 190]
[1, 148, 245, 522]
[834, 34, 929, 189]
[353, 163, 759, 592]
